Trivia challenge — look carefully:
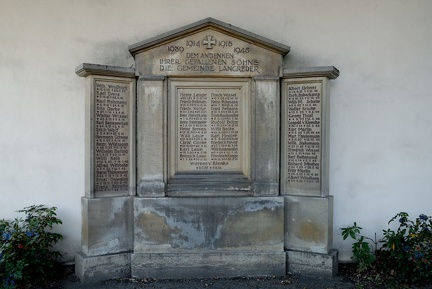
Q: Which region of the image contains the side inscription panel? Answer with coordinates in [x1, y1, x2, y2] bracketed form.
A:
[286, 82, 322, 189]
[94, 80, 130, 195]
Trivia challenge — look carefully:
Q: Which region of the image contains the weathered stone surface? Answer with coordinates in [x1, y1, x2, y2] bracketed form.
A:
[75, 18, 339, 282]
[136, 77, 166, 197]
[284, 195, 333, 254]
[283, 66, 339, 79]
[130, 18, 289, 78]
[168, 79, 250, 176]
[280, 69, 339, 278]
[287, 249, 338, 277]
[281, 74, 332, 197]
[134, 19, 287, 198]
[253, 77, 280, 196]
[166, 78, 253, 196]
[131, 252, 286, 279]
[81, 196, 133, 256]
[79, 69, 136, 198]
[75, 252, 131, 282]
[134, 197, 284, 253]
[76, 63, 135, 78]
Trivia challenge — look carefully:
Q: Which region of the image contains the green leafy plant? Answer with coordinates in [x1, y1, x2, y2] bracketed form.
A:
[0, 205, 63, 289]
[341, 212, 432, 287]
[340, 222, 377, 272]
[378, 212, 432, 285]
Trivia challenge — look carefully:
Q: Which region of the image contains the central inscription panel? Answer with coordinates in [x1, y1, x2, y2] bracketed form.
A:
[178, 88, 240, 172]
[169, 79, 250, 180]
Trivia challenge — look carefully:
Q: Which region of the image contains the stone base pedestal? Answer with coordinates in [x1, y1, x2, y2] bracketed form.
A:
[131, 196, 285, 278]
[132, 252, 286, 279]
[75, 195, 339, 281]
[80, 196, 133, 256]
[76, 196, 133, 282]
[286, 249, 338, 277]
[75, 252, 131, 282]
[133, 197, 284, 253]
[284, 196, 334, 254]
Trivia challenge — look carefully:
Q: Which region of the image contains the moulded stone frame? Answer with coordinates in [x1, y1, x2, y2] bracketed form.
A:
[167, 78, 252, 196]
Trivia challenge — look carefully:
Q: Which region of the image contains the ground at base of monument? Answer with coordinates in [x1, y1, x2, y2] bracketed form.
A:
[30, 264, 430, 289]
[31, 264, 356, 289]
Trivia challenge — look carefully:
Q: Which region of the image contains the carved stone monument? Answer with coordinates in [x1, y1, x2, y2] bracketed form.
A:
[75, 18, 339, 282]
[282, 67, 339, 276]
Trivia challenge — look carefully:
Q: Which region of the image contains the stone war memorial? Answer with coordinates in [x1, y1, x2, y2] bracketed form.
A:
[75, 18, 339, 281]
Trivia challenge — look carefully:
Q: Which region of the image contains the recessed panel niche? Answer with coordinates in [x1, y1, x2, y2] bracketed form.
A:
[169, 79, 250, 179]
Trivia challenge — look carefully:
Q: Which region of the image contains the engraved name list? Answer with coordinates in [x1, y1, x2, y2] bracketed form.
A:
[287, 83, 321, 185]
[177, 88, 241, 172]
[94, 81, 130, 193]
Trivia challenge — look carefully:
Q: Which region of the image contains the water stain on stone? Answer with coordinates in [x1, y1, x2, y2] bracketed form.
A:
[218, 207, 283, 248]
[138, 211, 171, 244]
[297, 219, 323, 243]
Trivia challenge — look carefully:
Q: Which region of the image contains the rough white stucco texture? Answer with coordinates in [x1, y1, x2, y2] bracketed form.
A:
[0, 0, 431, 262]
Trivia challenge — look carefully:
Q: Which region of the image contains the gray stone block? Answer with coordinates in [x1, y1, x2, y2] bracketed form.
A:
[253, 78, 280, 197]
[136, 77, 166, 198]
[287, 249, 338, 277]
[284, 195, 333, 254]
[75, 252, 131, 282]
[253, 181, 279, 196]
[134, 197, 284, 253]
[131, 252, 286, 279]
[81, 196, 133, 256]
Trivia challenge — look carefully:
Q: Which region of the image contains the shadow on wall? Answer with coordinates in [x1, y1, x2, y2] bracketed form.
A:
[283, 51, 320, 68]
[92, 40, 135, 67]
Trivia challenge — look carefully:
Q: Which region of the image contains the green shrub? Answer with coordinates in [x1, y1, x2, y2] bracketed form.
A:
[379, 212, 432, 285]
[341, 212, 432, 286]
[0, 205, 63, 289]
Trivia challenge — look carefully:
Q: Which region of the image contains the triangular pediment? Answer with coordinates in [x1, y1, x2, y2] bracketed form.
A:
[129, 18, 290, 56]
[130, 18, 290, 77]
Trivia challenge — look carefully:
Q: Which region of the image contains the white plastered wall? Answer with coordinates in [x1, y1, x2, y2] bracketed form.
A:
[0, 0, 431, 262]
